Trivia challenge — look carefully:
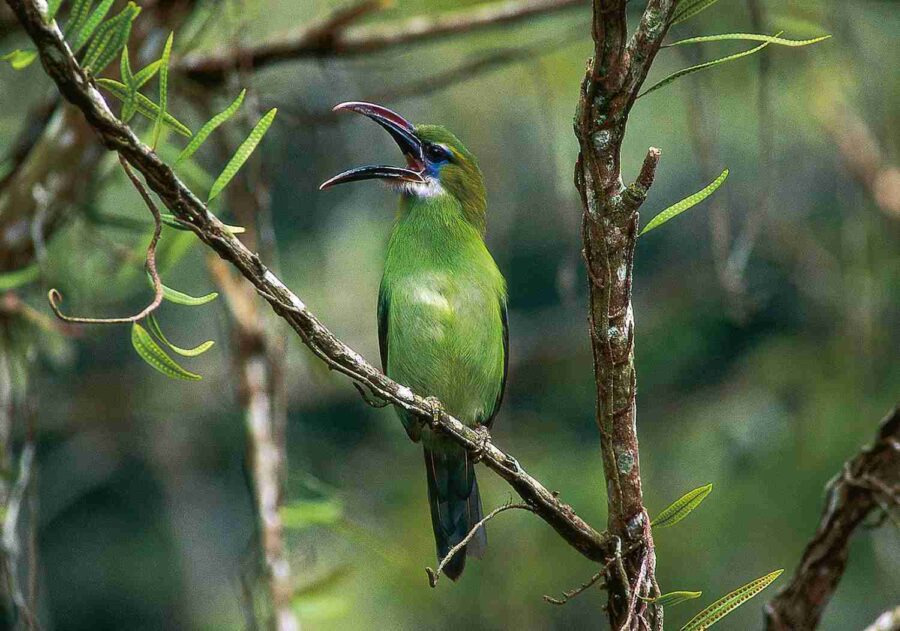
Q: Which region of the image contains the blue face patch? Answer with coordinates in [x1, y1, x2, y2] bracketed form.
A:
[423, 142, 453, 177]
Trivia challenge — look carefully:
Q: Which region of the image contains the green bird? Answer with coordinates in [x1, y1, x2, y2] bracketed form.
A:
[321, 102, 508, 580]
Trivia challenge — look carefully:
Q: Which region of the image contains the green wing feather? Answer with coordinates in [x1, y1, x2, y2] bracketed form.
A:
[484, 298, 508, 429]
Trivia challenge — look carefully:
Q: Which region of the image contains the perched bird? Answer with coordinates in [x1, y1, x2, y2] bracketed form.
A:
[321, 102, 508, 580]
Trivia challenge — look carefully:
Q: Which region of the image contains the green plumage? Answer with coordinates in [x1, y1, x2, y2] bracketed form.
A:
[377, 126, 507, 580]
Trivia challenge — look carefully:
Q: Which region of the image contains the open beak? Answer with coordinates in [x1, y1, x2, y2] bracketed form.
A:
[319, 102, 425, 190]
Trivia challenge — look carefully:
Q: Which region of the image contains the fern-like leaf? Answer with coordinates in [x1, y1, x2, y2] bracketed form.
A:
[147, 314, 214, 357]
[131, 322, 202, 381]
[666, 33, 831, 48]
[641, 170, 728, 235]
[176, 89, 246, 164]
[639, 36, 781, 98]
[680, 570, 784, 630]
[71, 0, 115, 52]
[208, 108, 277, 202]
[81, 2, 140, 72]
[63, 0, 95, 39]
[672, 0, 722, 24]
[131, 59, 161, 88]
[152, 32, 174, 150]
[651, 483, 713, 527]
[97, 78, 192, 136]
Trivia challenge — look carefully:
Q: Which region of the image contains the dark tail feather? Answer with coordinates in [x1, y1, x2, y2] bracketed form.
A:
[424, 445, 486, 581]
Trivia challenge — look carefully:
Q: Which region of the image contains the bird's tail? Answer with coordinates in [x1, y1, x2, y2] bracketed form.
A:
[424, 444, 486, 581]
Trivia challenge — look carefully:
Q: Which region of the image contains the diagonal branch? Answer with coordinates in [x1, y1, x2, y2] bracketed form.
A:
[764, 405, 900, 630]
[177, 0, 587, 84]
[6, 0, 613, 565]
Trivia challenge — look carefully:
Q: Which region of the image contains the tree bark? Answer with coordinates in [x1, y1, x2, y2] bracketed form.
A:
[574, 1, 675, 627]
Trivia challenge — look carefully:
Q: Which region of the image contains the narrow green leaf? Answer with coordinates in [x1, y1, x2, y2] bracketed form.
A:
[672, 0, 722, 25]
[176, 89, 246, 164]
[97, 78, 192, 136]
[46, 0, 65, 21]
[642, 591, 703, 607]
[680, 570, 784, 630]
[119, 47, 137, 121]
[147, 314, 214, 357]
[81, 3, 140, 73]
[159, 213, 245, 234]
[651, 483, 713, 527]
[666, 33, 831, 48]
[0, 263, 40, 291]
[147, 273, 218, 306]
[131, 59, 161, 88]
[640, 170, 728, 236]
[131, 322, 202, 381]
[1, 49, 37, 70]
[152, 32, 174, 150]
[208, 108, 277, 202]
[64, 0, 95, 39]
[281, 499, 343, 530]
[639, 36, 781, 98]
[71, 0, 115, 52]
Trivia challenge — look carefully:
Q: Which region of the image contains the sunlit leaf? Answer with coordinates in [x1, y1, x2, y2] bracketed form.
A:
[639, 36, 782, 98]
[672, 0, 722, 25]
[147, 272, 218, 306]
[119, 47, 137, 121]
[281, 499, 343, 530]
[0, 263, 40, 291]
[81, 2, 140, 72]
[640, 170, 728, 236]
[208, 108, 276, 202]
[642, 591, 703, 607]
[1, 49, 37, 70]
[97, 78, 192, 136]
[176, 89, 246, 164]
[71, 0, 115, 52]
[147, 314, 214, 357]
[651, 483, 713, 527]
[152, 32, 173, 150]
[680, 570, 784, 630]
[666, 33, 831, 48]
[131, 322, 202, 381]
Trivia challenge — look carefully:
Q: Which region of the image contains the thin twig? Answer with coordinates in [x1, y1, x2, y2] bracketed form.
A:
[544, 567, 606, 605]
[426, 501, 533, 587]
[178, 0, 586, 83]
[46, 158, 164, 325]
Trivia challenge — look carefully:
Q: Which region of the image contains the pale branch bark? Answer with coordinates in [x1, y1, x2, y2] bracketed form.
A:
[865, 606, 900, 631]
[7, 0, 614, 565]
[177, 0, 587, 84]
[206, 93, 297, 630]
[764, 406, 900, 631]
[574, 1, 675, 628]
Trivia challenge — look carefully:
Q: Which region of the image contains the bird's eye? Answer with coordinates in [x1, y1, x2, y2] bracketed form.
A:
[424, 143, 450, 163]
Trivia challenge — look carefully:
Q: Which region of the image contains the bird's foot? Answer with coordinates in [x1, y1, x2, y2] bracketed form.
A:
[424, 396, 444, 428]
[471, 425, 492, 463]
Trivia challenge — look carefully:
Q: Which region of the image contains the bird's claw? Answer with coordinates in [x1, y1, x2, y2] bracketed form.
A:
[424, 396, 444, 427]
[471, 425, 491, 463]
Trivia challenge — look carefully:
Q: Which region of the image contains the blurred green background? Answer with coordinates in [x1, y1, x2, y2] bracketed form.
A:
[1, 0, 898, 629]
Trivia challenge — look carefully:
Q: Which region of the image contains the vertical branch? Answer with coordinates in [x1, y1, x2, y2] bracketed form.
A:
[574, 1, 675, 628]
[203, 85, 296, 629]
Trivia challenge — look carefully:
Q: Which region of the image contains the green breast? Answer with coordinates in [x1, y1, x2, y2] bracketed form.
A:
[379, 195, 506, 434]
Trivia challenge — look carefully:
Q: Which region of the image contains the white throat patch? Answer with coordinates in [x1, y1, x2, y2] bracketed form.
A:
[398, 176, 446, 199]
